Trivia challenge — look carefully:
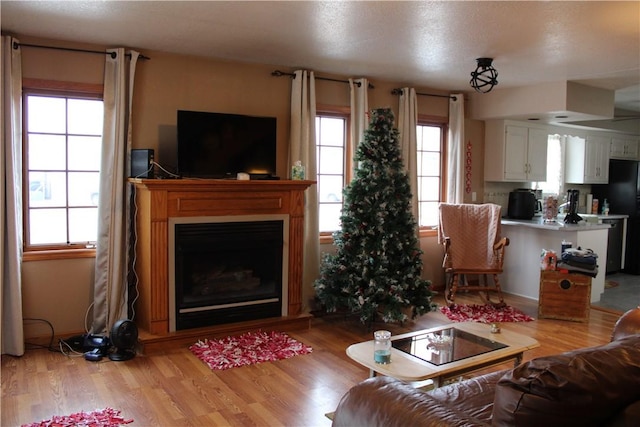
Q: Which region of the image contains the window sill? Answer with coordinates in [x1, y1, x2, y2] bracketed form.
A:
[23, 248, 96, 262]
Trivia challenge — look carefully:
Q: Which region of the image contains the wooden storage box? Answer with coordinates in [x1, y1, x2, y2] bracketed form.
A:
[539, 271, 591, 322]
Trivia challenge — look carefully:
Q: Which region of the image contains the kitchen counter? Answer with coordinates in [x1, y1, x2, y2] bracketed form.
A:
[500, 218, 612, 304]
[501, 217, 613, 231]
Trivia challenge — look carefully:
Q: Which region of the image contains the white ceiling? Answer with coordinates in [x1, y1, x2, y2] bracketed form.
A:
[2, 1, 639, 114]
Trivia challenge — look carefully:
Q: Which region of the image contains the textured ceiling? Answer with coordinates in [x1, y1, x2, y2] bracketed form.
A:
[2, 0, 639, 112]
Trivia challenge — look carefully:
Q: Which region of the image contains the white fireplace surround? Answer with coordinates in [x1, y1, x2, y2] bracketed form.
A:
[168, 214, 290, 332]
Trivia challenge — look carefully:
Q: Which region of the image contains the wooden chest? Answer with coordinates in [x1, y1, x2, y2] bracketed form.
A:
[539, 271, 591, 322]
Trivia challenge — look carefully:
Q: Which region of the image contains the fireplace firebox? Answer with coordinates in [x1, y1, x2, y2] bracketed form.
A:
[171, 219, 285, 330]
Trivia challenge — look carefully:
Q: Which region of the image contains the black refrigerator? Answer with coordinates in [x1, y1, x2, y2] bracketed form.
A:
[592, 159, 640, 275]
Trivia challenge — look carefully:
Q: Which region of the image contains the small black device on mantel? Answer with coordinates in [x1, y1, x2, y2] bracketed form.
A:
[176, 110, 277, 179]
[130, 149, 154, 178]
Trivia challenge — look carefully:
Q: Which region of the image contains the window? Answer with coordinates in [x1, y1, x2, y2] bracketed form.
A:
[315, 111, 446, 236]
[23, 82, 103, 254]
[416, 121, 446, 228]
[535, 134, 563, 196]
[316, 111, 350, 234]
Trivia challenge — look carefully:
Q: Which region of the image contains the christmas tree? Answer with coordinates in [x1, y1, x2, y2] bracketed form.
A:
[314, 108, 433, 324]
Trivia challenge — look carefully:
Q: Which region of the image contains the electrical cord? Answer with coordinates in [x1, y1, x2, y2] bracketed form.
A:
[129, 187, 140, 321]
[151, 160, 180, 178]
[22, 317, 61, 353]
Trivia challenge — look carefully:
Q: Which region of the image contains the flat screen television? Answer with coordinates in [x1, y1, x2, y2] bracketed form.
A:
[177, 110, 277, 179]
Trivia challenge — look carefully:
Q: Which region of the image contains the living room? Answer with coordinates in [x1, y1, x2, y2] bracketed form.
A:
[2, 2, 640, 426]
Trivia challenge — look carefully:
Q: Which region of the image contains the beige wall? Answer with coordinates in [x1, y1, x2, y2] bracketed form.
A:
[18, 35, 482, 338]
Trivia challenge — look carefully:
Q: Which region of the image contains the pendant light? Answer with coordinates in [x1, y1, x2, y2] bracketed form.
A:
[470, 58, 498, 93]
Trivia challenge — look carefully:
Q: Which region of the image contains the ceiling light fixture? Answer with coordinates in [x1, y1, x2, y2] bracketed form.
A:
[470, 58, 498, 93]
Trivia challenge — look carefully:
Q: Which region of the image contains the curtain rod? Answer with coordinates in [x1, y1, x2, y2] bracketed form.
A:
[13, 42, 151, 60]
[271, 70, 374, 89]
[391, 87, 457, 101]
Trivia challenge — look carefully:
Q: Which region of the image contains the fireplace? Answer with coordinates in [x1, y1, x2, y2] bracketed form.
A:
[169, 215, 289, 331]
[129, 179, 313, 337]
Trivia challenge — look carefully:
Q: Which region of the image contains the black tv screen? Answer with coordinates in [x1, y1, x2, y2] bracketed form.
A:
[177, 110, 277, 178]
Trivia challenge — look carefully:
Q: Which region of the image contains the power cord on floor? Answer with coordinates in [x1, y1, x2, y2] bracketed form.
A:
[23, 317, 61, 353]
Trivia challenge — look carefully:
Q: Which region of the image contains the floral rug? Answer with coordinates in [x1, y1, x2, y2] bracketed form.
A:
[440, 304, 535, 323]
[189, 330, 312, 371]
[22, 407, 132, 427]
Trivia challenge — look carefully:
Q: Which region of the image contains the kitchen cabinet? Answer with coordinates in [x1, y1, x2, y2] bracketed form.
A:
[610, 137, 638, 160]
[484, 121, 548, 182]
[565, 134, 610, 184]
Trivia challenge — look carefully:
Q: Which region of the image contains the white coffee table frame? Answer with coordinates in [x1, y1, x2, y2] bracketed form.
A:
[346, 322, 539, 387]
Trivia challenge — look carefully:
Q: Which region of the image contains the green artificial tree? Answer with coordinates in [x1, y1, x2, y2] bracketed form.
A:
[314, 108, 434, 324]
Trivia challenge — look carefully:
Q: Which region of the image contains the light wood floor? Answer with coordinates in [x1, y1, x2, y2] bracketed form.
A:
[1, 293, 626, 427]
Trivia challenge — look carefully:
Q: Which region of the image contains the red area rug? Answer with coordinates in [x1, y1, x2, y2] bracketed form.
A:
[189, 330, 312, 371]
[22, 407, 132, 427]
[440, 304, 535, 323]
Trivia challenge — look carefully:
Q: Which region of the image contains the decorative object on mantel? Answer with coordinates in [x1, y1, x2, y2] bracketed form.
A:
[440, 303, 534, 323]
[314, 108, 434, 325]
[189, 331, 312, 371]
[21, 407, 133, 427]
[469, 57, 498, 93]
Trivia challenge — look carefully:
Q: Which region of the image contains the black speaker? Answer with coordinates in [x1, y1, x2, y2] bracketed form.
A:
[131, 149, 154, 178]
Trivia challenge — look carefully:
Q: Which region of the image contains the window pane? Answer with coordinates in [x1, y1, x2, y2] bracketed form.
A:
[419, 176, 440, 200]
[29, 209, 67, 244]
[316, 117, 345, 147]
[318, 146, 344, 175]
[28, 134, 66, 170]
[318, 175, 343, 202]
[69, 208, 98, 242]
[419, 201, 439, 226]
[68, 172, 100, 206]
[68, 136, 102, 170]
[27, 96, 66, 133]
[419, 151, 441, 176]
[418, 126, 441, 151]
[319, 204, 342, 232]
[28, 172, 66, 208]
[68, 99, 103, 135]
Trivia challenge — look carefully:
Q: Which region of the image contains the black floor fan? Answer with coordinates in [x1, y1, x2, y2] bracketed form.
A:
[109, 319, 138, 361]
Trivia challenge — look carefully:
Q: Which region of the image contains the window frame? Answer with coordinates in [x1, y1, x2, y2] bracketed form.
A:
[416, 114, 448, 237]
[22, 79, 104, 261]
[315, 105, 352, 243]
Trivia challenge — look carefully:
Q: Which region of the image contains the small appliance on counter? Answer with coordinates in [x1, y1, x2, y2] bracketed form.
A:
[507, 188, 536, 220]
[564, 189, 582, 224]
[533, 189, 543, 215]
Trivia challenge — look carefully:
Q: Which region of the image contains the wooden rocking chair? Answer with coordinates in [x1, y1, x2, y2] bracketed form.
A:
[438, 203, 509, 307]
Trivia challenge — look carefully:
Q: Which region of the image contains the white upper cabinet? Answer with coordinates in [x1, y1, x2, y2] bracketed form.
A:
[610, 137, 638, 160]
[565, 134, 610, 184]
[485, 121, 548, 182]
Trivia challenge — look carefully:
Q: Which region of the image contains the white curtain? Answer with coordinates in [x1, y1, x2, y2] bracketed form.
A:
[348, 78, 369, 176]
[398, 87, 419, 221]
[289, 70, 319, 312]
[446, 93, 465, 203]
[1, 36, 24, 356]
[91, 48, 139, 335]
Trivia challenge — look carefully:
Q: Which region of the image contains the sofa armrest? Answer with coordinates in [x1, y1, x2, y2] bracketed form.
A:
[332, 376, 491, 427]
[611, 307, 640, 341]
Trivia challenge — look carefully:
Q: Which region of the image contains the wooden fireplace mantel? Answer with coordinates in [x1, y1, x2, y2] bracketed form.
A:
[129, 178, 315, 336]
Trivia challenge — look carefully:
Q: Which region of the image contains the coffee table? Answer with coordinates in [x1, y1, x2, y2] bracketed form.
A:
[346, 322, 539, 387]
